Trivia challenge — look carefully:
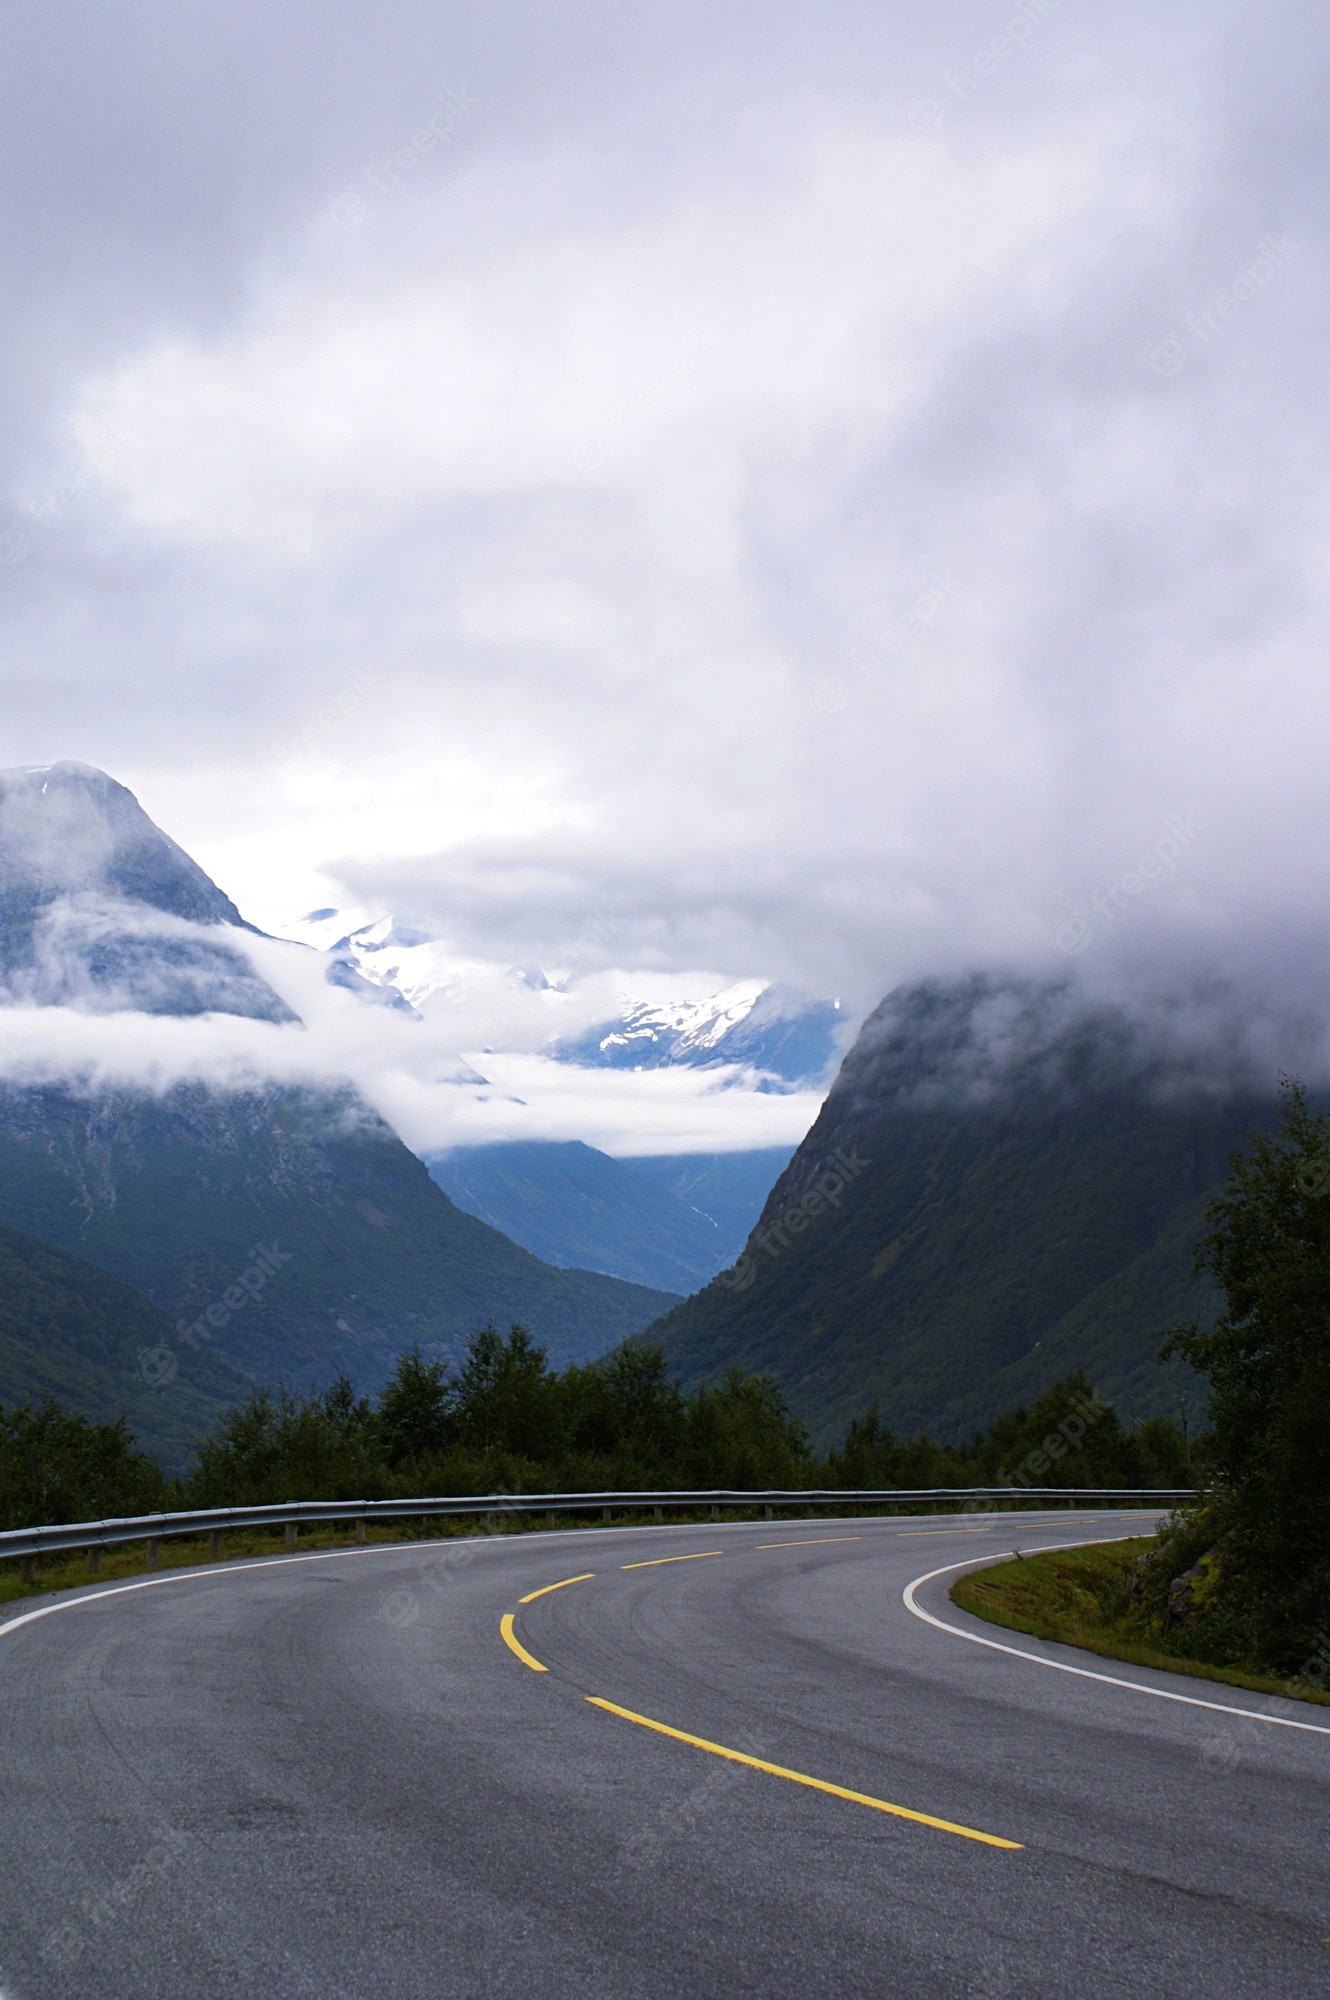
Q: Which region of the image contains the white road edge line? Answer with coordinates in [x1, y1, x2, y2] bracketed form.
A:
[0, 1510, 1162, 1652]
[0, 1516, 847, 1646]
[0, 1541, 459, 1644]
[903, 1540, 1330, 1737]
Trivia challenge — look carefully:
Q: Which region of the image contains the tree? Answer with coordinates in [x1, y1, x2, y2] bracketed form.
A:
[559, 1344, 685, 1473]
[1160, 1077, 1330, 1668]
[376, 1348, 453, 1467]
[187, 1377, 385, 1505]
[684, 1367, 812, 1487]
[0, 1396, 166, 1528]
[453, 1323, 558, 1460]
[822, 1403, 922, 1487]
[973, 1373, 1135, 1488]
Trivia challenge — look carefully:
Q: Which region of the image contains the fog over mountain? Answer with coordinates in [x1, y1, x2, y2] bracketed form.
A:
[0, 764, 826, 1161]
[4, 771, 1317, 1166]
[642, 972, 1299, 1446]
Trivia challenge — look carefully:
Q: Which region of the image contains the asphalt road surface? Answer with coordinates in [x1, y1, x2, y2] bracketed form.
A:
[1, 1509, 1327, 1998]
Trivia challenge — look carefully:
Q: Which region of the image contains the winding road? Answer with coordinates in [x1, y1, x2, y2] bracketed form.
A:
[1, 1510, 1327, 1997]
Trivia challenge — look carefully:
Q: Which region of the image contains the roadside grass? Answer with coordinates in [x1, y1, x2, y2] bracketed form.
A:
[951, 1539, 1330, 1708]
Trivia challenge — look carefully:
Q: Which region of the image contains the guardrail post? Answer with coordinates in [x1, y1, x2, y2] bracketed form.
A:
[602, 1507, 611, 1523]
[87, 1548, 102, 1574]
[486, 1511, 499, 1532]
[19, 1556, 34, 1586]
[764, 1504, 773, 1520]
[144, 1539, 160, 1571]
[356, 1519, 366, 1544]
[653, 1506, 663, 1523]
[209, 1530, 221, 1560]
[546, 1510, 555, 1528]
[710, 1504, 720, 1521]
[285, 1523, 298, 1548]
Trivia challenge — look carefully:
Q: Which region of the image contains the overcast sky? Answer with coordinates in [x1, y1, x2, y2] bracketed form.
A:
[2, 2, 1327, 1148]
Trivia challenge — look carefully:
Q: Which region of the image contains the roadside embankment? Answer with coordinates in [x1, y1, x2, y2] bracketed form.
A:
[951, 1539, 1330, 1707]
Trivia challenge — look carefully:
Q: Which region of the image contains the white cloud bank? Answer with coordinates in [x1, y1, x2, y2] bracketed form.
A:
[75, 130, 1104, 556]
[0, 923, 824, 1157]
[3, 4, 1327, 1048]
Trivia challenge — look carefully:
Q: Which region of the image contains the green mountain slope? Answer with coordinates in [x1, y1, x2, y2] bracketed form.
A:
[0, 1220, 253, 1470]
[975, 1194, 1222, 1426]
[0, 1081, 678, 1393]
[643, 975, 1277, 1446]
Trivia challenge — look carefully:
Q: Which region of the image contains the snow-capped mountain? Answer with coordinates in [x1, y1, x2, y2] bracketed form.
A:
[289, 911, 469, 1013]
[268, 901, 844, 1290]
[280, 909, 844, 1085]
[552, 981, 844, 1085]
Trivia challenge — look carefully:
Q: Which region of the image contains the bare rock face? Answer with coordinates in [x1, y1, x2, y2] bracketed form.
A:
[1163, 1558, 1208, 1630]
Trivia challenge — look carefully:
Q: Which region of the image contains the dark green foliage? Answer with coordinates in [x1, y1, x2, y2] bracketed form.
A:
[1, 1318, 1194, 1528]
[172, 1330, 1189, 1515]
[563, 1343, 686, 1465]
[0, 1219, 253, 1471]
[181, 1328, 814, 1504]
[821, 1370, 1195, 1492]
[453, 1323, 558, 1458]
[376, 1349, 453, 1467]
[681, 1369, 811, 1487]
[966, 1374, 1194, 1488]
[188, 1375, 386, 1506]
[822, 1404, 959, 1490]
[0, 1395, 166, 1528]
[1149, 1079, 1330, 1672]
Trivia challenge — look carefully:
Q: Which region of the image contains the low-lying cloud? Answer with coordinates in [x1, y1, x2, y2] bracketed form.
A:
[0, 918, 825, 1157]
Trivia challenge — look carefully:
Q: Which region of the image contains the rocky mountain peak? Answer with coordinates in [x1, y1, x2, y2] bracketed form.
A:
[0, 762, 245, 930]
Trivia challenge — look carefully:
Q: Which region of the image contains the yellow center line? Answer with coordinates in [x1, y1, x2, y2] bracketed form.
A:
[519, 1573, 596, 1604]
[585, 1697, 1022, 1850]
[499, 1612, 547, 1673]
[620, 1551, 725, 1570]
[756, 1537, 863, 1549]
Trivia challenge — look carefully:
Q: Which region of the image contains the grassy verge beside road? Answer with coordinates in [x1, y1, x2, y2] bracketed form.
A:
[951, 1539, 1330, 1708]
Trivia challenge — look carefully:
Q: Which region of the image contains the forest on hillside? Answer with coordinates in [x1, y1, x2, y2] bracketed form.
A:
[0, 1325, 1194, 1530]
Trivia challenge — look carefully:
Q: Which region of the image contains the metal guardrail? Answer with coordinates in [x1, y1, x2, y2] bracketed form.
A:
[0, 1486, 1196, 1579]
